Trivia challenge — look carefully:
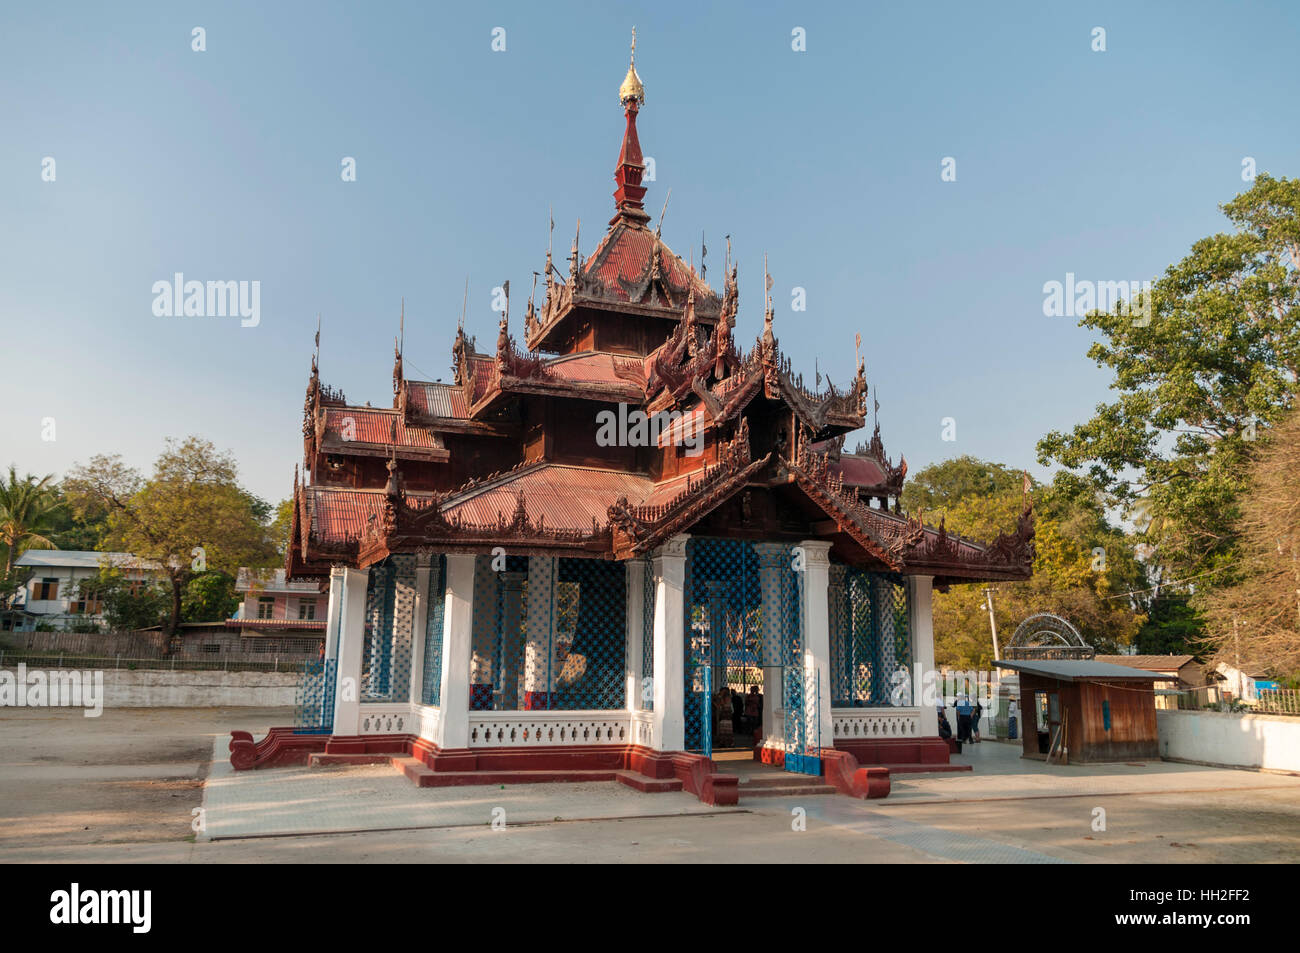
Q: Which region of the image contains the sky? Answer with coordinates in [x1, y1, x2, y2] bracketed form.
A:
[2, 1, 1299, 505]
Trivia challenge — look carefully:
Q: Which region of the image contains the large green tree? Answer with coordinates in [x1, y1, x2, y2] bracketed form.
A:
[1037, 174, 1300, 637]
[64, 437, 277, 636]
[913, 461, 1146, 669]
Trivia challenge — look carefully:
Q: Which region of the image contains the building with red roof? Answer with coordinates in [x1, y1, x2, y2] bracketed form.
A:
[234, 38, 1035, 801]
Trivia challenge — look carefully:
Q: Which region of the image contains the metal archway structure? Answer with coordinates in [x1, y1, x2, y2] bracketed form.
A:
[1004, 612, 1095, 660]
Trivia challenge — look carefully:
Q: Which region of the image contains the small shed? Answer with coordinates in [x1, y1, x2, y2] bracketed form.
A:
[995, 659, 1163, 763]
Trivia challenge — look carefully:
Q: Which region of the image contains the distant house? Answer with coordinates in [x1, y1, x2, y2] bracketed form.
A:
[226, 568, 326, 640]
[1095, 655, 1201, 709]
[4, 550, 164, 632]
[1209, 662, 1270, 703]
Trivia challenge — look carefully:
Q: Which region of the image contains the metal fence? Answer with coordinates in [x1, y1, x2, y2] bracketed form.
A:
[0, 651, 312, 673]
[1255, 688, 1300, 715]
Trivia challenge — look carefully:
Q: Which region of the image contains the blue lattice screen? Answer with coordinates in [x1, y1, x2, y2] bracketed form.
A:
[469, 555, 627, 711]
[641, 557, 655, 711]
[684, 539, 791, 752]
[829, 564, 911, 707]
[361, 555, 416, 703]
[294, 657, 336, 733]
[420, 554, 446, 706]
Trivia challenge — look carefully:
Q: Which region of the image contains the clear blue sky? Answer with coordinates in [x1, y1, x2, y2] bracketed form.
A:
[3, 1, 1298, 505]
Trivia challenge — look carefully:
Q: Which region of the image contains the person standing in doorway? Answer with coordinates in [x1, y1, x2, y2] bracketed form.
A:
[971, 698, 983, 743]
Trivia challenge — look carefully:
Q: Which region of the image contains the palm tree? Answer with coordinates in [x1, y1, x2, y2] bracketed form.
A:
[0, 466, 63, 578]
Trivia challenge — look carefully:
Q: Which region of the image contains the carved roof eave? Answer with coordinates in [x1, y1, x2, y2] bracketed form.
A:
[769, 371, 867, 440]
[467, 373, 644, 419]
[786, 439, 1035, 580]
[527, 292, 722, 353]
[317, 438, 450, 463]
[610, 454, 770, 558]
[606, 419, 765, 558]
[780, 458, 906, 572]
[357, 486, 614, 569]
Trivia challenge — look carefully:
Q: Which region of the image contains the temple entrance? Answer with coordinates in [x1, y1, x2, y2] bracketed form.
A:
[683, 538, 803, 767]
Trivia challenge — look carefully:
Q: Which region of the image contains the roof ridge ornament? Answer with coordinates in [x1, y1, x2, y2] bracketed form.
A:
[612, 29, 651, 226]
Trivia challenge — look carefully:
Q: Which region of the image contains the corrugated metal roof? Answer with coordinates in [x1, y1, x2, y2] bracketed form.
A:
[407, 381, 469, 419]
[443, 465, 654, 531]
[584, 223, 714, 304]
[831, 453, 888, 488]
[15, 550, 161, 570]
[1095, 654, 1196, 671]
[543, 352, 645, 389]
[322, 407, 442, 449]
[305, 486, 438, 545]
[994, 660, 1165, 681]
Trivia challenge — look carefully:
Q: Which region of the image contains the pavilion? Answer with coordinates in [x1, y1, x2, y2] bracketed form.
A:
[230, 37, 1035, 803]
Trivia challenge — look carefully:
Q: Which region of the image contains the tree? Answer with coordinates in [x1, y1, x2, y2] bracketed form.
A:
[268, 498, 295, 561]
[76, 567, 169, 631]
[64, 437, 276, 637]
[912, 460, 1146, 669]
[1038, 174, 1300, 597]
[0, 466, 63, 580]
[900, 455, 1023, 515]
[1200, 408, 1300, 676]
[182, 570, 240, 623]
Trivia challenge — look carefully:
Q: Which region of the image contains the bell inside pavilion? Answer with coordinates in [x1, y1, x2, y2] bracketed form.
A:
[230, 37, 1034, 803]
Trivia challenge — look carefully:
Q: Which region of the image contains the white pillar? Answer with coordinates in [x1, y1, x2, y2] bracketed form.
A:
[331, 567, 369, 736]
[910, 574, 938, 738]
[625, 559, 645, 712]
[437, 554, 476, 749]
[409, 556, 431, 706]
[652, 534, 689, 751]
[323, 566, 345, 660]
[799, 540, 834, 753]
[753, 543, 787, 748]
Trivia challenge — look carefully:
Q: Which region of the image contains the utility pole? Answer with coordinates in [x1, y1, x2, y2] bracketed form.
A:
[982, 587, 1001, 661]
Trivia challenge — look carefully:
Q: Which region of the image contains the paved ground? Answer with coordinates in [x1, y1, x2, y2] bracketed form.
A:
[3, 708, 1299, 863]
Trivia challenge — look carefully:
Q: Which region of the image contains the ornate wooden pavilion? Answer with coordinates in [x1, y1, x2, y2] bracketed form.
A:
[231, 38, 1034, 803]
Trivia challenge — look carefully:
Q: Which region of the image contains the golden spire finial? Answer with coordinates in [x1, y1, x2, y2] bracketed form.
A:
[619, 27, 644, 105]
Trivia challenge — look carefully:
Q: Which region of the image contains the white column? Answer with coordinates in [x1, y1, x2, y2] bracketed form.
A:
[625, 559, 645, 712]
[910, 574, 938, 738]
[436, 554, 477, 749]
[331, 567, 369, 736]
[799, 540, 834, 753]
[409, 556, 431, 706]
[652, 534, 689, 751]
[323, 566, 345, 660]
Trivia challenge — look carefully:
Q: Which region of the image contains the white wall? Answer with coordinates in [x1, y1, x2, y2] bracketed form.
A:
[1158, 709, 1300, 773]
[0, 668, 298, 708]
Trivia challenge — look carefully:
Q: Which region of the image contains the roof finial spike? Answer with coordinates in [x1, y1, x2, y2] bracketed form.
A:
[459, 276, 468, 330]
[399, 298, 405, 353]
[655, 187, 671, 238]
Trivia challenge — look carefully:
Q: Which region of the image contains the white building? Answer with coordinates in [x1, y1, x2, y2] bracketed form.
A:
[7, 550, 163, 631]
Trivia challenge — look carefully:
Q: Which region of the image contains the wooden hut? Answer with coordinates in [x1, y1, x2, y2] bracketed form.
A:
[995, 660, 1162, 763]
